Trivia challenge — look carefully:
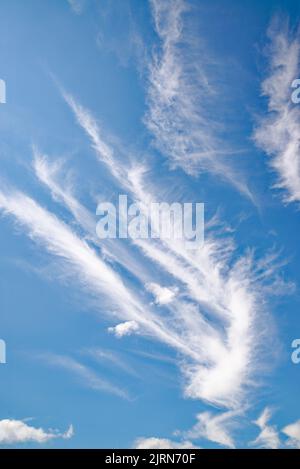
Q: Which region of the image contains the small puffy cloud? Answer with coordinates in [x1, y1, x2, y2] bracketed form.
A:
[135, 437, 198, 449]
[0, 419, 73, 445]
[282, 420, 300, 448]
[108, 320, 139, 338]
[145, 282, 177, 305]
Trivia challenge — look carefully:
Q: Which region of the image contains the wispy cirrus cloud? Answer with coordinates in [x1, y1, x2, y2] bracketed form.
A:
[82, 347, 138, 377]
[250, 407, 281, 449]
[145, 0, 253, 199]
[135, 409, 300, 449]
[0, 1, 298, 450]
[254, 17, 300, 204]
[62, 91, 127, 184]
[0, 186, 204, 362]
[60, 90, 289, 412]
[184, 410, 240, 449]
[0, 70, 292, 448]
[250, 409, 300, 449]
[40, 353, 130, 399]
[135, 408, 238, 449]
[0, 188, 146, 327]
[33, 148, 151, 284]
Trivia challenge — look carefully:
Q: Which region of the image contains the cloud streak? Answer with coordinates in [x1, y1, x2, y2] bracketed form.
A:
[41, 353, 130, 399]
[145, 0, 253, 199]
[250, 407, 281, 449]
[59, 90, 288, 411]
[184, 410, 239, 449]
[254, 17, 300, 204]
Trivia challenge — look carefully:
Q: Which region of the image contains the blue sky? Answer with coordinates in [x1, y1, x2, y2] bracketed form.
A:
[0, 0, 300, 449]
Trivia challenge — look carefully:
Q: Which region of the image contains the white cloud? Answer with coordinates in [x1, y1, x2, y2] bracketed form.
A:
[282, 419, 300, 448]
[135, 437, 198, 449]
[108, 321, 139, 338]
[0, 188, 140, 322]
[60, 90, 290, 410]
[145, 282, 177, 305]
[0, 419, 73, 445]
[62, 91, 127, 184]
[145, 0, 253, 199]
[33, 149, 150, 284]
[254, 17, 300, 203]
[33, 148, 95, 234]
[0, 79, 291, 452]
[250, 407, 281, 449]
[0, 188, 197, 361]
[184, 410, 239, 449]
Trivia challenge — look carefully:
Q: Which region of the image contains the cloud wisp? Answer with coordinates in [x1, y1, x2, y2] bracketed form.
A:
[250, 407, 281, 449]
[184, 410, 240, 449]
[254, 17, 300, 204]
[145, 0, 253, 199]
[282, 419, 300, 448]
[41, 353, 130, 400]
[59, 90, 289, 412]
[0, 51, 294, 446]
[0, 186, 199, 362]
[250, 407, 300, 449]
